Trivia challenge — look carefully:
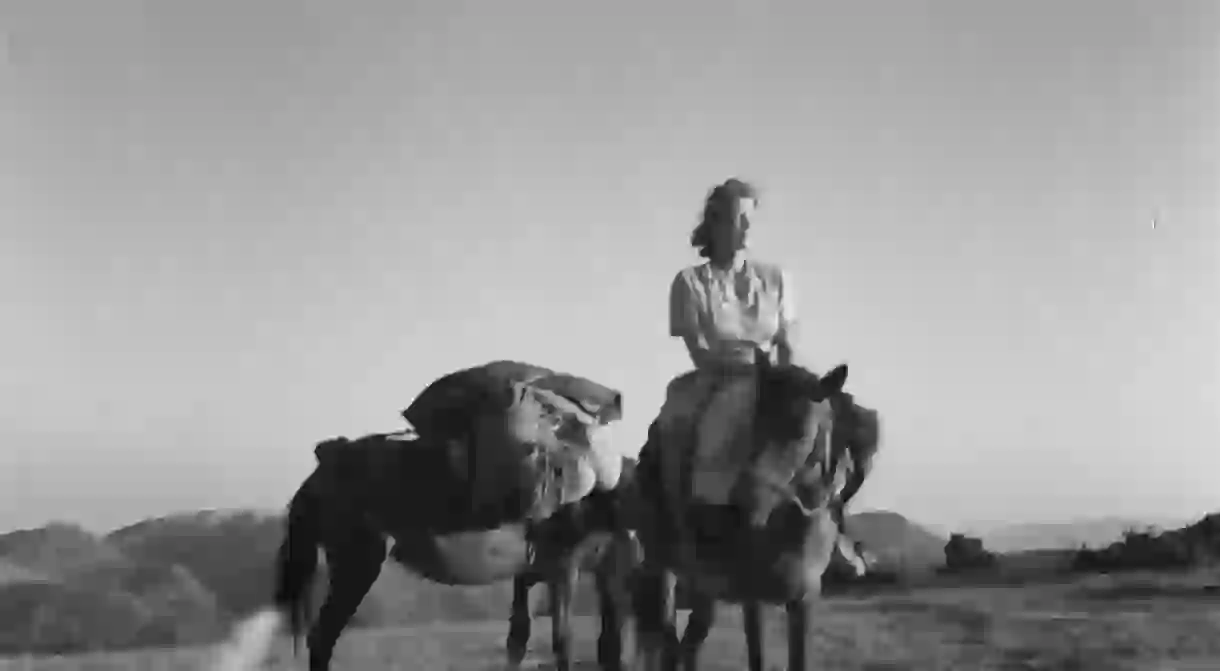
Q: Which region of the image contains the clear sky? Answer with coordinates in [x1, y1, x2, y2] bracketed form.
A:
[2, 0, 1217, 533]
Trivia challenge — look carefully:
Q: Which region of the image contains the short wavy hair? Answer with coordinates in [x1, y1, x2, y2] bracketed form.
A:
[689, 177, 761, 259]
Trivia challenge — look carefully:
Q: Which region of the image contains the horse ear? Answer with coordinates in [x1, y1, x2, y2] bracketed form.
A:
[820, 363, 849, 394]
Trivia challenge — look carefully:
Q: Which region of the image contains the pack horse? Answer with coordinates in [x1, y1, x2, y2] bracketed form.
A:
[208, 360, 640, 671]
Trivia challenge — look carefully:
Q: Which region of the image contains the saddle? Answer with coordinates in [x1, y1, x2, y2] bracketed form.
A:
[688, 375, 760, 505]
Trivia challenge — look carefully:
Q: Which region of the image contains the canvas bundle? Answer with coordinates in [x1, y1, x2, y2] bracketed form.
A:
[401, 360, 625, 522]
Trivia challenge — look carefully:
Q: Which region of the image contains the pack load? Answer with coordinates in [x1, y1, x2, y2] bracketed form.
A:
[402, 360, 625, 522]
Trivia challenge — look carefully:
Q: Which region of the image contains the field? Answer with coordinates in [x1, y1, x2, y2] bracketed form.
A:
[3, 571, 1219, 671]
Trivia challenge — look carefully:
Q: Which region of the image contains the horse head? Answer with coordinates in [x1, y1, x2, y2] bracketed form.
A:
[750, 350, 847, 467]
[734, 349, 850, 532]
[739, 353, 888, 594]
[751, 349, 875, 504]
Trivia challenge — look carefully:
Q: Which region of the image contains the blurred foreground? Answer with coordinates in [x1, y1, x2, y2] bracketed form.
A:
[3, 570, 1219, 671]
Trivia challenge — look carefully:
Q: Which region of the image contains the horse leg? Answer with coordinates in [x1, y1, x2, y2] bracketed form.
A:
[631, 568, 662, 671]
[632, 565, 679, 671]
[742, 600, 764, 671]
[307, 532, 385, 671]
[785, 599, 810, 671]
[678, 590, 715, 671]
[506, 574, 534, 670]
[548, 561, 580, 671]
[658, 569, 681, 671]
[594, 559, 627, 671]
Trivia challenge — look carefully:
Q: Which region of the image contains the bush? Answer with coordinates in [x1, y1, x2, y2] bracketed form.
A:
[941, 533, 996, 573]
[1071, 515, 1220, 574]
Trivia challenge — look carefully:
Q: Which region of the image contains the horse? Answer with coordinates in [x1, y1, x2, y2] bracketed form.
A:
[503, 457, 644, 671]
[630, 356, 873, 671]
[207, 431, 642, 671]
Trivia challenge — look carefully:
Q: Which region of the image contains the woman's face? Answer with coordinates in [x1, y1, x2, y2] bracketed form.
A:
[710, 196, 756, 255]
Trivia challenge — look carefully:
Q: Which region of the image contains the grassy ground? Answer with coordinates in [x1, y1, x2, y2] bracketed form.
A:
[3, 571, 1220, 671]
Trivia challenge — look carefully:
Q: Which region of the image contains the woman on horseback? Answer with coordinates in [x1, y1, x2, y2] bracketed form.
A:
[669, 177, 801, 373]
[652, 177, 806, 556]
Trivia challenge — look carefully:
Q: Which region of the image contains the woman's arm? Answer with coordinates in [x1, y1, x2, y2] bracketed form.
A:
[774, 323, 798, 367]
[773, 268, 802, 367]
[682, 335, 711, 369]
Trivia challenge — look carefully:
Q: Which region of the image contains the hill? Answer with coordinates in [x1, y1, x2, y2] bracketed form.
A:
[845, 510, 946, 574]
[0, 558, 52, 586]
[107, 510, 522, 626]
[0, 523, 225, 654]
[106, 510, 285, 619]
[0, 511, 526, 654]
[0, 507, 944, 654]
[0, 523, 129, 576]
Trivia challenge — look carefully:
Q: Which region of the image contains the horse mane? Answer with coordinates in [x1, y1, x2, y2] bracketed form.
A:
[754, 367, 829, 436]
[839, 400, 880, 462]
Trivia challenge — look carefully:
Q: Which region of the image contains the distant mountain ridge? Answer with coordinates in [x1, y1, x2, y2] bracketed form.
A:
[969, 516, 1197, 553]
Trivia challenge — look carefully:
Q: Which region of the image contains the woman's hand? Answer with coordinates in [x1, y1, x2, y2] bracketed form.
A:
[773, 326, 798, 367]
[682, 335, 711, 369]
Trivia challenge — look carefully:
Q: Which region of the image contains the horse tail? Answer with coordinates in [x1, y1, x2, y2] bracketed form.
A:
[274, 475, 323, 649]
[206, 476, 322, 671]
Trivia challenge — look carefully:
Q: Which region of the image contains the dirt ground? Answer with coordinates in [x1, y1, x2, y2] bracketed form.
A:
[4, 570, 1219, 671]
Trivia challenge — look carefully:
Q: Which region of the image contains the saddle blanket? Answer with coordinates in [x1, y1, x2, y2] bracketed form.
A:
[690, 376, 758, 504]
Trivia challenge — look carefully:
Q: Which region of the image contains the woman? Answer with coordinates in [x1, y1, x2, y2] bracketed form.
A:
[652, 177, 806, 557]
[668, 177, 801, 373]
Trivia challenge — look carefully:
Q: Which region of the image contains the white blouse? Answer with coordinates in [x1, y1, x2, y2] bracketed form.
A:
[668, 257, 797, 367]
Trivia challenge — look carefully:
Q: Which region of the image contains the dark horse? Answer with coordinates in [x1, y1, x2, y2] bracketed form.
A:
[632, 356, 873, 671]
[208, 431, 641, 671]
[507, 460, 644, 671]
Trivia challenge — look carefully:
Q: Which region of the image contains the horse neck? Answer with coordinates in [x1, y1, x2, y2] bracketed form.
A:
[829, 395, 879, 465]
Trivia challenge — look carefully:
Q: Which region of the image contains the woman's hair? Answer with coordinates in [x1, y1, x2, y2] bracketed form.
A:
[689, 177, 760, 259]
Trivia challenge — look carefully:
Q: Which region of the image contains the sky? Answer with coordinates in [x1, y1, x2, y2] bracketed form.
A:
[1, 0, 1217, 534]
